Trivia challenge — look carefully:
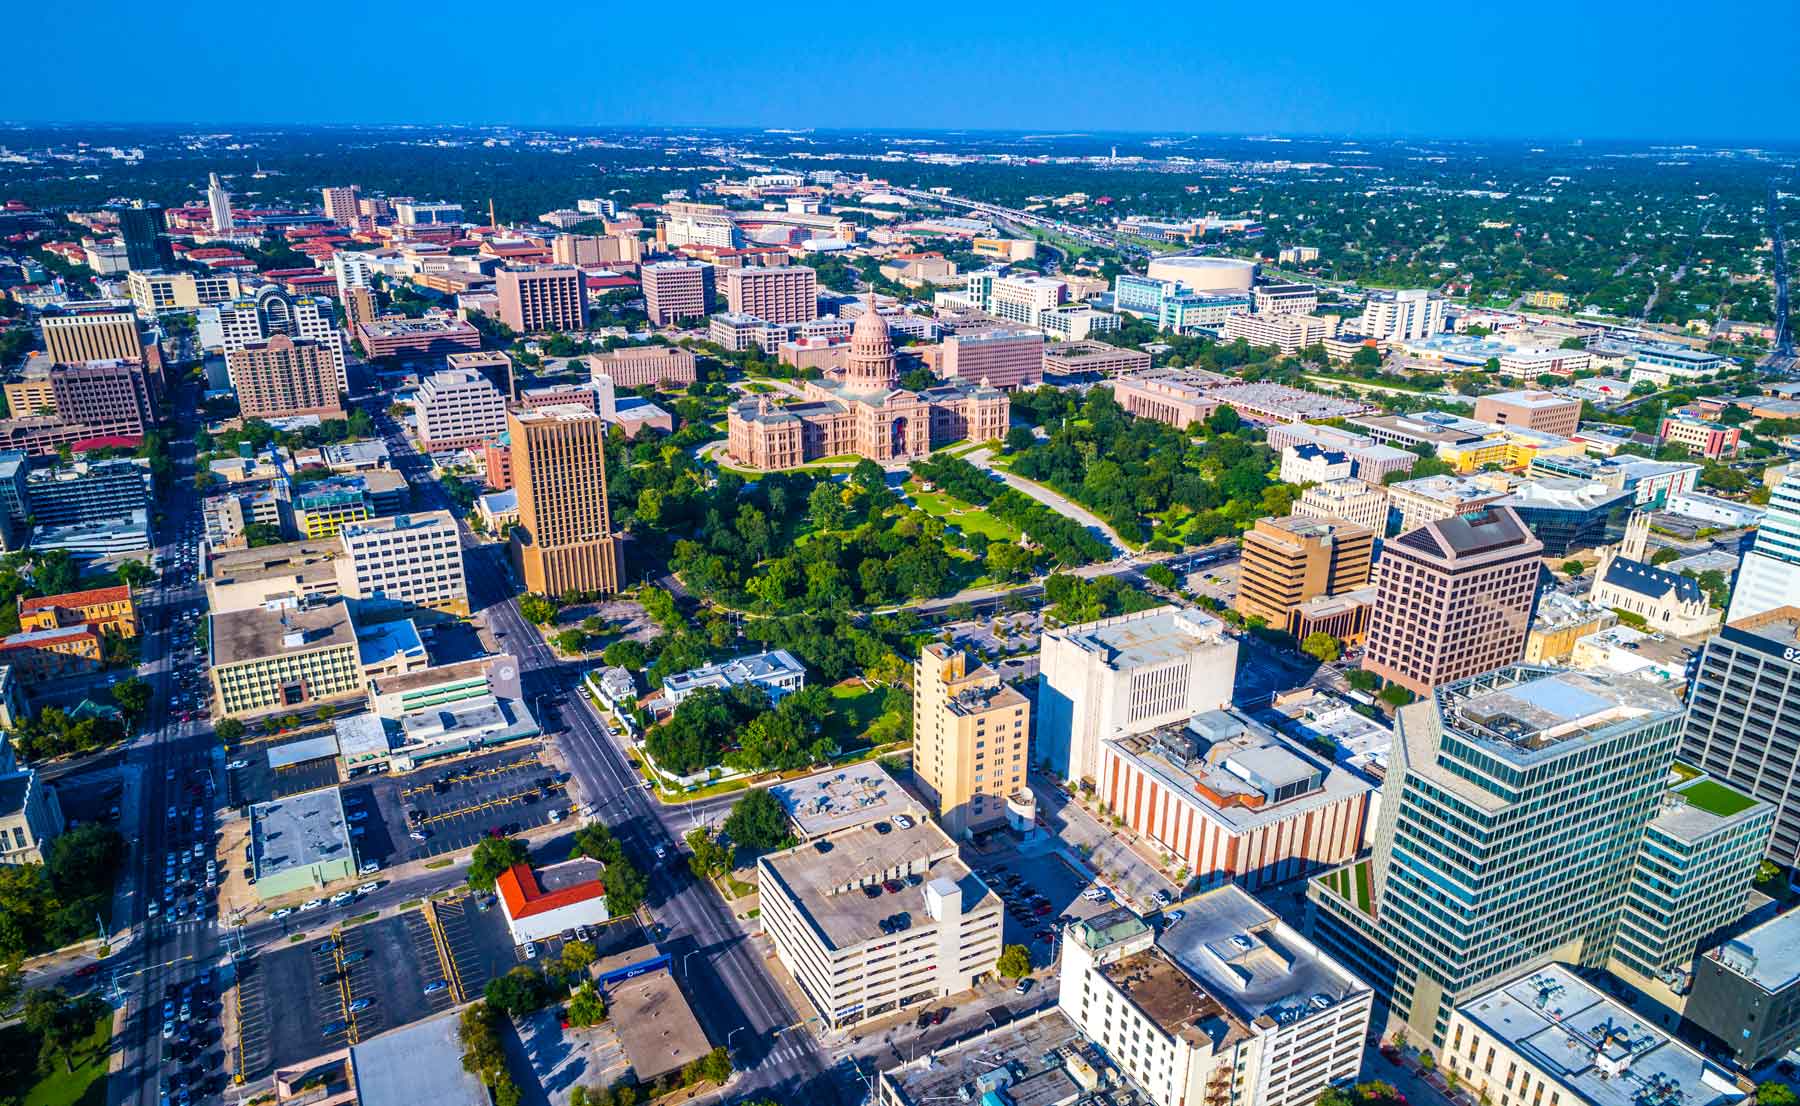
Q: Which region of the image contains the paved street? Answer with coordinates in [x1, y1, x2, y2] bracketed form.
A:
[964, 446, 1129, 554]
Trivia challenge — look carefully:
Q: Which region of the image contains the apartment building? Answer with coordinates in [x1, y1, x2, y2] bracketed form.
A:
[337, 510, 468, 616]
[913, 643, 1032, 838]
[758, 818, 1003, 1031]
[228, 335, 344, 420]
[1235, 516, 1373, 630]
[936, 329, 1044, 392]
[1659, 414, 1741, 460]
[17, 584, 137, 637]
[497, 265, 587, 334]
[509, 405, 624, 596]
[584, 345, 697, 390]
[1472, 389, 1582, 437]
[1363, 506, 1543, 697]
[1445, 966, 1753, 1106]
[1356, 289, 1446, 341]
[1098, 710, 1371, 891]
[208, 599, 365, 718]
[1221, 311, 1337, 354]
[414, 368, 507, 452]
[321, 185, 361, 226]
[40, 307, 143, 364]
[1038, 606, 1238, 784]
[127, 269, 241, 317]
[1060, 892, 1371, 1106]
[641, 260, 714, 325]
[723, 265, 817, 325]
[1290, 478, 1389, 535]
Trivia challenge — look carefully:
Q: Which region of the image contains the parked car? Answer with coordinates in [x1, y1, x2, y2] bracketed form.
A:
[423, 980, 449, 995]
[300, 899, 325, 912]
[522, 942, 538, 959]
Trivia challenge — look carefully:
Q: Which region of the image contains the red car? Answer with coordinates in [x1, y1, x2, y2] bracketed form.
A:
[74, 964, 100, 978]
[1033, 902, 1052, 915]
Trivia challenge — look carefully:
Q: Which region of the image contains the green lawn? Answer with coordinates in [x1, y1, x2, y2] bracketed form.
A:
[0, 1011, 114, 1106]
[1320, 861, 1374, 918]
[823, 682, 888, 743]
[910, 489, 1022, 542]
[1669, 761, 1703, 782]
[1678, 779, 1758, 817]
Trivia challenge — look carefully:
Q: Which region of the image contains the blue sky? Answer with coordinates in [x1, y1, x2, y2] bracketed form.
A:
[11, 0, 1800, 143]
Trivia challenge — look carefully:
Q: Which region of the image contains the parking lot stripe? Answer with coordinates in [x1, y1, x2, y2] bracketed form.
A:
[423, 901, 465, 1004]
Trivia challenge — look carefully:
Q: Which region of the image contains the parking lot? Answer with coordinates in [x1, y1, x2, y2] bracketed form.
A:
[432, 894, 525, 998]
[356, 746, 566, 864]
[225, 737, 340, 808]
[970, 842, 1118, 966]
[235, 911, 454, 1076]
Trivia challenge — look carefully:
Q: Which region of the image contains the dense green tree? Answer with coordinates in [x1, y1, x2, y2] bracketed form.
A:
[996, 944, 1032, 979]
[468, 837, 530, 893]
[1301, 633, 1341, 664]
[722, 789, 793, 852]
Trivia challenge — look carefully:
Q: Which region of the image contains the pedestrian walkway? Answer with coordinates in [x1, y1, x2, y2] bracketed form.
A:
[963, 448, 1131, 554]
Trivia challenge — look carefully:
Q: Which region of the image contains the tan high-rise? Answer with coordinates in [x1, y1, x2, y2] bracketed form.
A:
[497, 265, 587, 334]
[321, 185, 361, 227]
[41, 309, 143, 365]
[1363, 505, 1544, 697]
[509, 405, 624, 596]
[723, 265, 817, 325]
[1235, 515, 1373, 628]
[914, 642, 1031, 838]
[227, 335, 344, 420]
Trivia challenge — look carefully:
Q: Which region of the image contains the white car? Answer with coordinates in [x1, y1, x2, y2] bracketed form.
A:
[522, 941, 538, 960]
[299, 898, 325, 912]
[226, 760, 248, 770]
[356, 882, 380, 895]
[329, 891, 353, 905]
[270, 907, 293, 920]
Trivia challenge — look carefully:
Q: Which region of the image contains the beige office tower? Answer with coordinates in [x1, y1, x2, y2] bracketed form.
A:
[42, 309, 143, 365]
[509, 405, 623, 596]
[1363, 505, 1544, 697]
[1234, 515, 1373, 628]
[343, 285, 377, 331]
[321, 185, 361, 227]
[723, 265, 817, 325]
[913, 643, 1031, 838]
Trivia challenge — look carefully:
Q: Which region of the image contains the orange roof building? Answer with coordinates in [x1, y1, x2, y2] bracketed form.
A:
[494, 860, 609, 943]
[18, 584, 137, 638]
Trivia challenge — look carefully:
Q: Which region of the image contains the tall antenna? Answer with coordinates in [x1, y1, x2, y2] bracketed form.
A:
[489, 198, 498, 234]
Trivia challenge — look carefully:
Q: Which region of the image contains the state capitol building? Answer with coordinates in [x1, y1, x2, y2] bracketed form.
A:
[726, 296, 1009, 471]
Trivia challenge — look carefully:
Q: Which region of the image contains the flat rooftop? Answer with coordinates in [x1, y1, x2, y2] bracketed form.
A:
[351, 1010, 489, 1106]
[1712, 902, 1800, 994]
[1101, 948, 1240, 1049]
[883, 1007, 1125, 1106]
[250, 787, 352, 883]
[212, 599, 356, 667]
[1158, 884, 1368, 1029]
[1440, 666, 1683, 762]
[1458, 965, 1748, 1106]
[769, 762, 917, 839]
[1652, 776, 1767, 844]
[207, 539, 342, 586]
[608, 968, 712, 1083]
[1045, 606, 1231, 672]
[368, 656, 497, 698]
[760, 818, 994, 951]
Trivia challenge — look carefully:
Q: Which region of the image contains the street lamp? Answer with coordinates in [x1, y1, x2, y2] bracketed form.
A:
[683, 950, 701, 979]
[727, 1026, 747, 1054]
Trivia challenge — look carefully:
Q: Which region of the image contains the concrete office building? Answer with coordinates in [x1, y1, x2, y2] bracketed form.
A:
[497, 265, 587, 334]
[204, 539, 343, 614]
[40, 307, 143, 365]
[1107, 368, 1220, 428]
[6, 359, 160, 437]
[1473, 390, 1582, 437]
[1356, 289, 1446, 342]
[1290, 478, 1388, 534]
[1038, 606, 1238, 785]
[26, 459, 151, 526]
[583, 345, 697, 390]
[228, 335, 344, 420]
[1059, 892, 1371, 1106]
[338, 510, 467, 616]
[642, 260, 714, 325]
[414, 368, 507, 452]
[1659, 414, 1740, 460]
[509, 405, 624, 597]
[127, 269, 240, 317]
[1220, 311, 1337, 354]
[936, 329, 1045, 392]
[1235, 516, 1373, 630]
[1042, 340, 1151, 377]
[1098, 710, 1372, 892]
[357, 315, 482, 360]
[247, 787, 357, 900]
[1385, 473, 1513, 534]
[724, 265, 817, 325]
[758, 818, 1003, 1031]
[1250, 282, 1320, 317]
[395, 200, 463, 226]
[1687, 907, 1800, 1070]
[985, 274, 1065, 327]
[1363, 506, 1543, 697]
[913, 642, 1032, 838]
[210, 599, 366, 718]
[1443, 965, 1753, 1106]
[1307, 667, 1738, 1044]
[1725, 472, 1800, 622]
[1681, 606, 1800, 869]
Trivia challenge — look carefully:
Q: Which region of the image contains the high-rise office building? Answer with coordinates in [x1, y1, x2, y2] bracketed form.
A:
[207, 172, 233, 232]
[509, 405, 624, 596]
[1235, 515, 1373, 628]
[1356, 289, 1446, 341]
[641, 260, 714, 325]
[723, 265, 817, 325]
[226, 335, 344, 420]
[321, 185, 361, 227]
[937, 329, 1046, 392]
[1726, 472, 1800, 621]
[1363, 506, 1543, 697]
[40, 307, 143, 365]
[332, 251, 375, 297]
[1037, 606, 1238, 784]
[337, 510, 468, 616]
[913, 642, 1031, 837]
[1681, 606, 1800, 869]
[414, 368, 508, 452]
[113, 203, 171, 271]
[1308, 666, 1763, 1044]
[496, 265, 587, 334]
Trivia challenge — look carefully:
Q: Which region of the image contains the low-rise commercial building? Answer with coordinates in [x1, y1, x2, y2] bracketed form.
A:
[759, 817, 1003, 1030]
[248, 787, 357, 900]
[210, 599, 365, 718]
[1659, 414, 1741, 459]
[495, 860, 609, 943]
[1687, 906, 1800, 1069]
[205, 539, 342, 613]
[1059, 891, 1372, 1106]
[1524, 591, 1618, 663]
